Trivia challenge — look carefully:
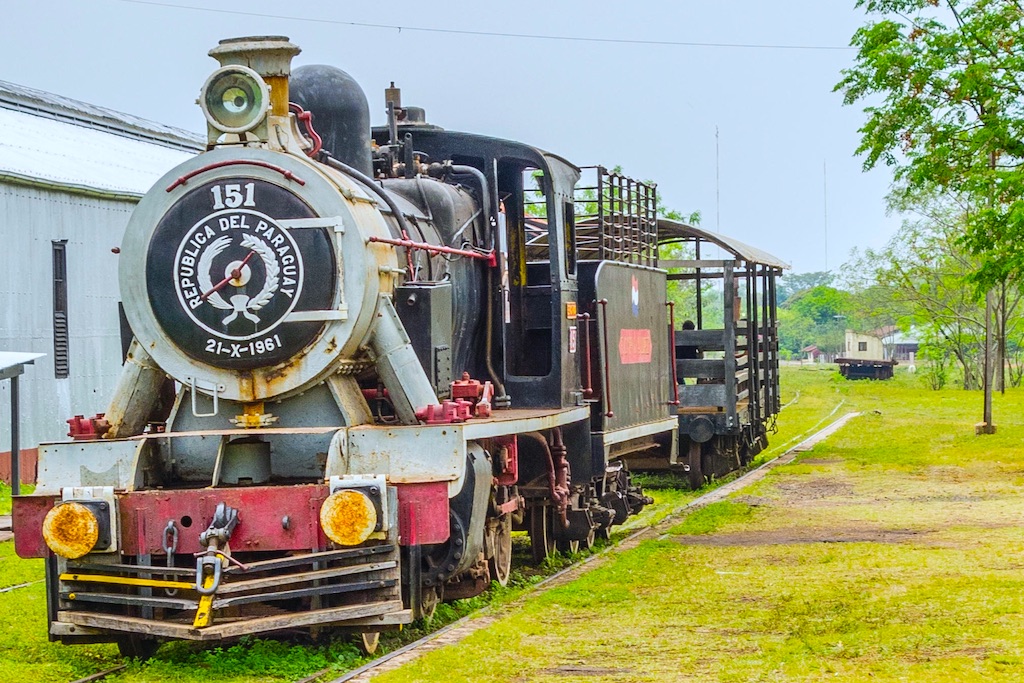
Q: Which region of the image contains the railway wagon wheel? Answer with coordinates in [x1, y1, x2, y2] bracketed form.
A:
[529, 506, 556, 563]
[359, 631, 380, 655]
[117, 635, 159, 660]
[488, 514, 513, 586]
[557, 538, 580, 554]
[580, 526, 597, 551]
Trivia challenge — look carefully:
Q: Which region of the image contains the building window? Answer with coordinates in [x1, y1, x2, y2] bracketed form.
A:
[858, 341, 867, 352]
[52, 240, 69, 378]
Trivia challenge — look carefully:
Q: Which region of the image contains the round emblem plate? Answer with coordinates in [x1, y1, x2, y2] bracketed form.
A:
[146, 177, 337, 369]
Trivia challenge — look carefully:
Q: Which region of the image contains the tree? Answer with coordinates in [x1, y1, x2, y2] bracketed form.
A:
[845, 190, 1024, 389]
[849, 207, 987, 388]
[786, 286, 852, 326]
[776, 271, 834, 305]
[836, 0, 1024, 286]
[777, 285, 853, 357]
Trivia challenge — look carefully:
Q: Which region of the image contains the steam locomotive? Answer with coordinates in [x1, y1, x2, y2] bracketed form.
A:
[12, 36, 782, 657]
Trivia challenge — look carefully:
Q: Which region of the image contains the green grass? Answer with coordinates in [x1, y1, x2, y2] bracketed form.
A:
[371, 365, 1024, 682]
[1, 482, 35, 515]
[668, 501, 756, 536]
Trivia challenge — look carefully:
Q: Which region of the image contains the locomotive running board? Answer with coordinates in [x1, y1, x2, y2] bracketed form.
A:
[56, 599, 407, 641]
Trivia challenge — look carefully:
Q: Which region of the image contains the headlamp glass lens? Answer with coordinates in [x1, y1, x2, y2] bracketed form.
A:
[222, 86, 250, 114]
[203, 68, 267, 132]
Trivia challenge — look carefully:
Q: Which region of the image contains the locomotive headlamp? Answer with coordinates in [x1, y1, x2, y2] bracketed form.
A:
[42, 502, 99, 559]
[200, 65, 269, 134]
[320, 490, 378, 546]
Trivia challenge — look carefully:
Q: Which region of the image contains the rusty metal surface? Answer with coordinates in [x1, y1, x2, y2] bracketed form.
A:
[11, 494, 56, 558]
[320, 490, 377, 546]
[396, 482, 449, 546]
[118, 484, 329, 555]
[42, 501, 99, 559]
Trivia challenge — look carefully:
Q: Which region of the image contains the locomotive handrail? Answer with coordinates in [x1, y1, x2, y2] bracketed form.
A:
[367, 235, 496, 265]
[596, 299, 614, 418]
[580, 312, 594, 398]
[186, 376, 225, 418]
[666, 302, 679, 406]
[166, 160, 306, 191]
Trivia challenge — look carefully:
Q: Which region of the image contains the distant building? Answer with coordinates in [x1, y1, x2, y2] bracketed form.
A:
[0, 80, 201, 484]
[801, 344, 833, 363]
[888, 329, 920, 362]
[842, 326, 920, 363]
[843, 329, 885, 360]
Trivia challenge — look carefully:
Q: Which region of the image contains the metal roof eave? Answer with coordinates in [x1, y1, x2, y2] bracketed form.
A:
[657, 218, 790, 270]
[0, 170, 145, 202]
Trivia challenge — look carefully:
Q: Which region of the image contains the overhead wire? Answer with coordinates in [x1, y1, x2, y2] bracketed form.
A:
[117, 0, 856, 52]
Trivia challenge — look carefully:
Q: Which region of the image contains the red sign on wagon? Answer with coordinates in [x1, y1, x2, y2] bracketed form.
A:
[618, 328, 652, 364]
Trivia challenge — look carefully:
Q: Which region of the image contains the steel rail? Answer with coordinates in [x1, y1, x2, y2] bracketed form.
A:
[68, 665, 127, 683]
[0, 579, 43, 593]
[327, 408, 862, 682]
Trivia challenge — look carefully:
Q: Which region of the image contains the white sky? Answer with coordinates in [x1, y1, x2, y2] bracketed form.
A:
[0, 0, 899, 274]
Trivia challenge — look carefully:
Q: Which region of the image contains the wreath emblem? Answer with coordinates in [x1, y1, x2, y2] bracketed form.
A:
[197, 234, 280, 326]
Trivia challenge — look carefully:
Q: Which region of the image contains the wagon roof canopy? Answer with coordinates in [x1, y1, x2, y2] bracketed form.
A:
[657, 218, 789, 270]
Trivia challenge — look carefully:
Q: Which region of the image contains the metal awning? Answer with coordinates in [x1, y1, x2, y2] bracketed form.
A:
[0, 351, 44, 379]
[657, 218, 790, 270]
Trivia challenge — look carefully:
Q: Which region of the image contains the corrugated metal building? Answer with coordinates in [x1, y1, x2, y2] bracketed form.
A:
[0, 81, 201, 483]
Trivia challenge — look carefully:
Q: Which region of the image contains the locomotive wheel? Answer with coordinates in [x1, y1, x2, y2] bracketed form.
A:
[359, 631, 380, 655]
[487, 515, 513, 586]
[419, 585, 442, 623]
[117, 635, 159, 660]
[557, 537, 580, 554]
[529, 507, 556, 564]
[580, 527, 597, 551]
[687, 441, 705, 490]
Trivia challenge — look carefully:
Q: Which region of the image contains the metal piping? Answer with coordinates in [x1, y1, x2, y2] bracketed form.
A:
[320, 152, 417, 240]
[580, 312, 594, 398]
[447, 164, 491, 248]
[522, 431, 568, 528]
[485, 268, 510, 406]
[445, 163, 507, 405]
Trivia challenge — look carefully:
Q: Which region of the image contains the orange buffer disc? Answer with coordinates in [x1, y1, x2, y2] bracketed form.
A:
[42, 502, 99, 559]
[320, 490, 377, 546]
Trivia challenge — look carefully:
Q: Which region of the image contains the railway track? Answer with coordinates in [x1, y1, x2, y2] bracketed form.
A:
[326, 410, 863, 683]
[67, 665, 126, 683]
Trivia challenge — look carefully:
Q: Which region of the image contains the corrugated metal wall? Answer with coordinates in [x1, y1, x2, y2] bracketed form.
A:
[0, 183, 135, 451]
